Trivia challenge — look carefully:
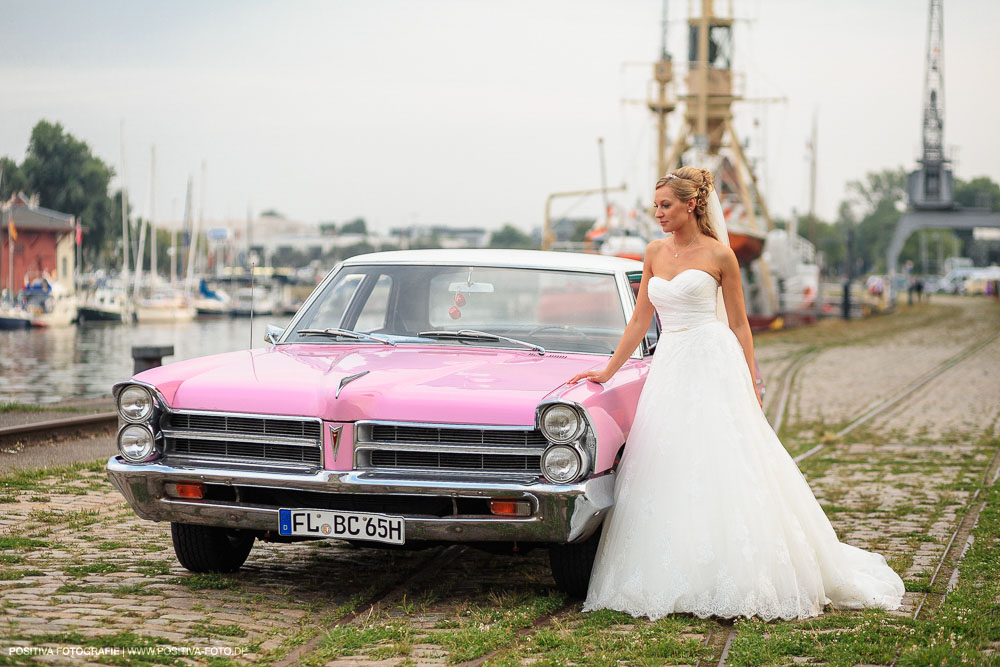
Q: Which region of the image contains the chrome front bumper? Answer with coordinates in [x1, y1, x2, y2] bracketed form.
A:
[106, 457, 614, 544]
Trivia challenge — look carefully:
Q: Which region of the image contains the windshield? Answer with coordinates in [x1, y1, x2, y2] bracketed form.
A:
[285, 264, 627, 355]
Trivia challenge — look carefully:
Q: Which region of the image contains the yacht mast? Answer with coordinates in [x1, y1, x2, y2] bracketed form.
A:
[149, 146, 157, 285]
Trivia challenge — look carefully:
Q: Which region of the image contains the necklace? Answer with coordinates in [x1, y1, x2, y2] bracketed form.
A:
[673, 234, 699, 258]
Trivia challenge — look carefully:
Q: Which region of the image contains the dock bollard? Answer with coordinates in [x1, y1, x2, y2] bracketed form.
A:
[132, 345, 175, 374]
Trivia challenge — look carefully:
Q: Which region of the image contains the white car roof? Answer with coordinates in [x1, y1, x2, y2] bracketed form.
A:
[341, 249, 644, 273]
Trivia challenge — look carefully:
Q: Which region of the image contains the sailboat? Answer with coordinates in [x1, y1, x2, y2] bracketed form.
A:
[133, 147, 195, 324]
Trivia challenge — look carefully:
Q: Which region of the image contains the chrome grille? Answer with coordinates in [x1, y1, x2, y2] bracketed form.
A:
[370, 450, 540, 471]
[168, 438, 322, 466]
[357, 422, 546, 476]
[370, 424, 547, 448]
[162, 411, 323, 471]
[168, 413, 321, 440]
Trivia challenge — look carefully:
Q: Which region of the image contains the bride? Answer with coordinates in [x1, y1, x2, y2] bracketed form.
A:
[568, 167, 904, 621]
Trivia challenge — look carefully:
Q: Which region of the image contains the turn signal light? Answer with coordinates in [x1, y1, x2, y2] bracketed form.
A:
[490, 500, 531, 517]
[165, 482, 205, 499]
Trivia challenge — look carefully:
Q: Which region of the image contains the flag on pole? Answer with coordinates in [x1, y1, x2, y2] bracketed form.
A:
[7, 214, 15, 241]
[75, 221, 82, 245]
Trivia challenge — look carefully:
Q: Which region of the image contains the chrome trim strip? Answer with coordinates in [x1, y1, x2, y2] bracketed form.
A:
[355, 443, 543, 456]
[352, 470, 542, 484]
[615, 271, 644, 360]
[166, 407, 323, 425]
[161, 429, 319, 448]
[161, 456, 319, 473]
[358, 419, 536, 431]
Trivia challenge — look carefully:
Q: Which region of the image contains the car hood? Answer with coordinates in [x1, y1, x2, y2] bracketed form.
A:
[135, 343, 609, 426]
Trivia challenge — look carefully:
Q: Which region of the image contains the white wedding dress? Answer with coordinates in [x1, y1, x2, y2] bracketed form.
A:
[584, 269, 905, 621]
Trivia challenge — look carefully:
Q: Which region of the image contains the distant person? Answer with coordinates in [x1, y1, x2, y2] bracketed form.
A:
[915, 278, 925, 303]
[571, 166, 904, 621]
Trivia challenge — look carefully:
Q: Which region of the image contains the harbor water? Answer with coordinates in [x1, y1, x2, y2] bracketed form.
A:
[0, 316, 293, 404]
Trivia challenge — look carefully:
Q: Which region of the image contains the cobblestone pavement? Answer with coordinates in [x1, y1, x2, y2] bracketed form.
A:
[1, 297, 998, 665]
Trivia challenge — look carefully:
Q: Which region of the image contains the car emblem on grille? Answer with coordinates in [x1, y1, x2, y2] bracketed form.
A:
[330, 424, 344, 463]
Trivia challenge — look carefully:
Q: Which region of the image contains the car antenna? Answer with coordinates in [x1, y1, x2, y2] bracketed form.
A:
[249, 260, 255, 349]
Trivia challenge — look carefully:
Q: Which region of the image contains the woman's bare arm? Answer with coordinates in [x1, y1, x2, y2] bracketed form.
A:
[568, 245, 657, 384]
[717, 245, 760, 404]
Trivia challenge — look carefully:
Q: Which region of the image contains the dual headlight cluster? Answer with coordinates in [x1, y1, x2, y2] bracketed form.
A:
[537, 403, 591, 485]
[116, 385, 158, 463]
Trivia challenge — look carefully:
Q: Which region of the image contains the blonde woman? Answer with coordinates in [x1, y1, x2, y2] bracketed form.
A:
[570, 167, 904, 621]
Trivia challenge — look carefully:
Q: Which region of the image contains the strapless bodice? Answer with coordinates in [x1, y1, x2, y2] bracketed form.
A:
[648, 269, 720, 331]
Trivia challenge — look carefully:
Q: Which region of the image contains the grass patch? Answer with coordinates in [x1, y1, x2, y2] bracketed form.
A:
[0, 402, 86, 413]
[97, 540, 131, 551]
[307, 623, 416, 665]
[64, 560, 124, 577]
[174, 573, 240, 591]
[0, 536, 50, 550]
[490, 608, 713, 666]
[135, 560, 171, 576]
[190, 622, 248, 638]
[55, 582, 110, 594]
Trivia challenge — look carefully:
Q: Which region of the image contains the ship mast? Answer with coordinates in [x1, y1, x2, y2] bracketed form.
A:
[648, 1, 677, 180]
[655, 0, 778, 312]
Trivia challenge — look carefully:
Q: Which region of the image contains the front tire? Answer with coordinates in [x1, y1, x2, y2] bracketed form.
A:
[549, 528, 601, 598]
[170, 523, 255, 573]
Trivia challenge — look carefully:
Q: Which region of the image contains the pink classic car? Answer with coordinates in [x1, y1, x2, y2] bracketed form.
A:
[107, 249, 660, 596]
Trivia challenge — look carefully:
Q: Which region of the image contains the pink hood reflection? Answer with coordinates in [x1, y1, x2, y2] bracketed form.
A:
[135, 344, 610, 425]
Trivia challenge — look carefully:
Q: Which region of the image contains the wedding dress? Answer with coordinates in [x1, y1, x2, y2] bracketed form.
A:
[583, 268, 905, 621]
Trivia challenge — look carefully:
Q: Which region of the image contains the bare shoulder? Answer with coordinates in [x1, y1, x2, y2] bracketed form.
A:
[646, 238, 668, 258]
[702, 237, 738, 272]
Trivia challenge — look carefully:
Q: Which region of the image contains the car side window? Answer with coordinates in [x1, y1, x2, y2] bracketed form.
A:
[630, 276, 659, 355]
[355, 275, 393, 332]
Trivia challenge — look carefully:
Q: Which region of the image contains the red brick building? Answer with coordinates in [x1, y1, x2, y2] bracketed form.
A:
[2, 193, 77, 295]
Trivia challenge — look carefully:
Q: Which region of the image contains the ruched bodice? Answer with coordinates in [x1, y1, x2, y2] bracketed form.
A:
[648, 269, 720, 331]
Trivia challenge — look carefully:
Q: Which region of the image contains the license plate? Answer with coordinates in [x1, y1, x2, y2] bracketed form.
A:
[278, 509, 405, 544]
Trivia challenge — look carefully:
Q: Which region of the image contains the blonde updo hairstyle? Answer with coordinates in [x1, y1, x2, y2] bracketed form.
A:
[655, 166, 718, 240]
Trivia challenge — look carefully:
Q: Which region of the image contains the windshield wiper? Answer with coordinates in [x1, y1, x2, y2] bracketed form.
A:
[296, 328, 396, 346]
[417, 329, 545, 356]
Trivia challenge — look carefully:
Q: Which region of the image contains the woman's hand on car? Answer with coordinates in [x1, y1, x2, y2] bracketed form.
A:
[567, 369, 613, 385]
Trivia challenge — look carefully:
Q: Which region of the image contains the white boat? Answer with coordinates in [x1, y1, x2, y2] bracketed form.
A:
[231, 285, 276, 317]
[21, 277, 77, 327]
[77, 286, 131, 324]
[0, 299, 32, 329]
[135, 290, 196, 323]
[193, 280, 232, 317]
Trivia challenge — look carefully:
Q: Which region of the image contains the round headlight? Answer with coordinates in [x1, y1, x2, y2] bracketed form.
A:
[118, 425, 155, 462]
[118, 386, 153, 422]
[540, 404, 584, 443]
[541, 444, 582, 484]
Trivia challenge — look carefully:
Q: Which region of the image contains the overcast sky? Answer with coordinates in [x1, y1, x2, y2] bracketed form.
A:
[1, 0, 996, 234]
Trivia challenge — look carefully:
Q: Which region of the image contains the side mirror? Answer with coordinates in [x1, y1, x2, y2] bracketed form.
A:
[264, 324, 284, 345]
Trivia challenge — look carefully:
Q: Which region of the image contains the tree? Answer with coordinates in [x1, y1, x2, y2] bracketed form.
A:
[19, 121, 115, 263]
[340, 218, 367, 235]
[955, 176, 1000, 211]
[842, 168, 907, 273]
[0, 157, 28, 200]
[489, 224, 535, 249]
